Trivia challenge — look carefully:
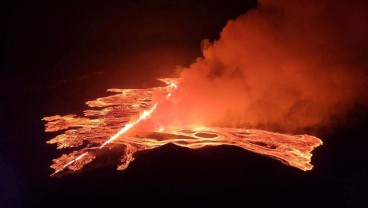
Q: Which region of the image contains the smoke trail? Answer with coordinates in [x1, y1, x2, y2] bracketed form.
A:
[150, 0, 368, 132]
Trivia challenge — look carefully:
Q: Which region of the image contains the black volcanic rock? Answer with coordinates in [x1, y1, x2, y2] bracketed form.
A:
[2, 0, 368, 207]
[26, 143, 317, 207]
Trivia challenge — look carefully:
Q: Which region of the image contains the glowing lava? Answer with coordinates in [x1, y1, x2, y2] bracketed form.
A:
[43, 79, 322, 176]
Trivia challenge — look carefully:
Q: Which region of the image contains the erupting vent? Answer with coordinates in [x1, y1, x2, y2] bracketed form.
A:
[43, 79, 322, 176]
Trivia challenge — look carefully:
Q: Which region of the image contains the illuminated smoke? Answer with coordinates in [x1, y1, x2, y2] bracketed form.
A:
[150, 0, 368, 132]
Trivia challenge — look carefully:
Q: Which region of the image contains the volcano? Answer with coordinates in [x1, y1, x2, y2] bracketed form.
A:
[43, 79, 322, 175]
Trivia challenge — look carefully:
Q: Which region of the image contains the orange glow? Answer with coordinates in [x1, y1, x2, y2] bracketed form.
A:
[43, 79, 322, 176]
[99, 103, 157, 149]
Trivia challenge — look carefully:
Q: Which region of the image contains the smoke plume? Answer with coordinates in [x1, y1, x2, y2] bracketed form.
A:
[150, 0, 368, 132]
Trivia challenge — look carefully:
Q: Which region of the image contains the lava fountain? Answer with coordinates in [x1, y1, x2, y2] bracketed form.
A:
[43, 78, 322, 176]
[41, 0, 368, 176]
[43, 0, 368, 176]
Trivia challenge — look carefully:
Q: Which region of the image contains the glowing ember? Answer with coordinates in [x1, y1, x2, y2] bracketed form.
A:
[43, 79, 322, 176]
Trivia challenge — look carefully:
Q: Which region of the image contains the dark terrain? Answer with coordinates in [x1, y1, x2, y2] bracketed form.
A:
[1, 0, 367, 207]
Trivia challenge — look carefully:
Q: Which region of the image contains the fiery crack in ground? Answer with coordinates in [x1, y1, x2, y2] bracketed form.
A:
[43, 79, 322, 176]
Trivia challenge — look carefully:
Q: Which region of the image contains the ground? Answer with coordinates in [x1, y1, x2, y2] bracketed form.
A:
[1, 0, 367, 207]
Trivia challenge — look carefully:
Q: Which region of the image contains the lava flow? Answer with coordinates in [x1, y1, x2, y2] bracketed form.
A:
[43, 79, 322, 176]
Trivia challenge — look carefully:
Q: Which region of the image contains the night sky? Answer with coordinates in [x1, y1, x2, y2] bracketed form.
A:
[1, 0, 368, 207]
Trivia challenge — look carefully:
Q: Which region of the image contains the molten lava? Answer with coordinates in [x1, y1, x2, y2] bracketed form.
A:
[43, 79, 322, 176]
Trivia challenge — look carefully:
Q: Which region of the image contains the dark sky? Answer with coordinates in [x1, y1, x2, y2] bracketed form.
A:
[2, 0, 256, 85]
[1, 1, 367, 207]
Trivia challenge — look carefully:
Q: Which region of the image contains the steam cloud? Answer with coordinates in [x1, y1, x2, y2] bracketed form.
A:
[150, 0, 368, 132]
